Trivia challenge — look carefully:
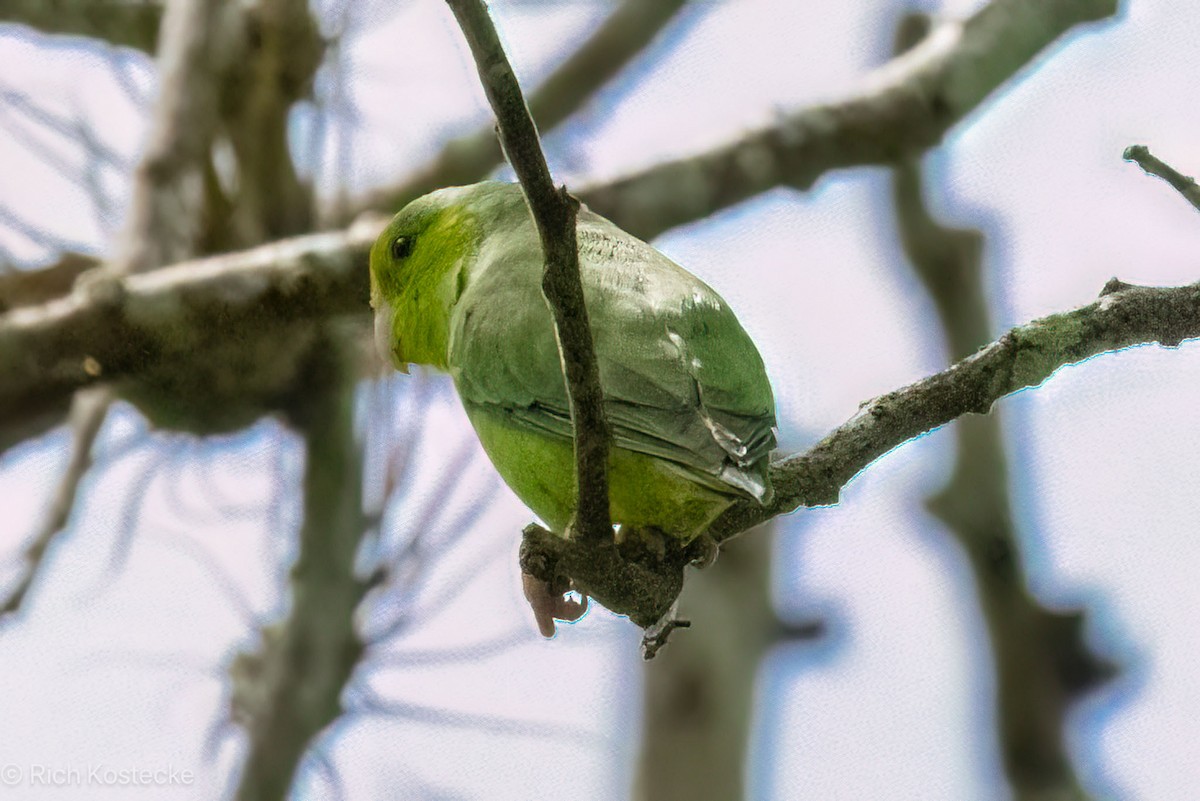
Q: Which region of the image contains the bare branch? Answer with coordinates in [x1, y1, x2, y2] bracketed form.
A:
[1124, 144, 1200, 214]
[0, 252, 98, 313]
[887, 16, 1114, 799]
[214, 0, 323, 246]
[711, 278, 1200, 540]
[0, 218, 383, 453]
[232, 335, 369, 801]
[2, 0, 245, 614]
[0, 0, 163, 52]
[445, 0, 612, 547]
[1, 386, 109, 616]
[115, 0, 239, 274]
[635, 528, 779, 800]
[349, 0, 686, 219]
[577, 0, 1119, 240]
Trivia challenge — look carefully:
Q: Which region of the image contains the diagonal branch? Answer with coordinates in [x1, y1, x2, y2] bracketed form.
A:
[710, 277, 1200, 540]
[577, 0, 1119, 241]
[348, 0, 686, 221]
[1124, 144, 1200, 214]
[1, 386, 109, 616]
[445, 0, 612, 547]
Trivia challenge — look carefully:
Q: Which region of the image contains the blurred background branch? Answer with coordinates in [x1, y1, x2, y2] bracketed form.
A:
[0, 222, 381, 458]
[891, 15, 1116, 799]
[634, 523, 823, 801]
[578, 0, 1119, 241]
[0, 385, 108, 615]
[0, 0, 163, 52]
[348, 0, 687, 222]
[231, 332, 368, 801]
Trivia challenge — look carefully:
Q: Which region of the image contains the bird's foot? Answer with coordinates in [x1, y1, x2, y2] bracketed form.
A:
[615, 525, 668, 562]
[519, 521, 686, 635]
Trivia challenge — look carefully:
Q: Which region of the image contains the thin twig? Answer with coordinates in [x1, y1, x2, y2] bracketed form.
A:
[1, 387, 110, 617]
[445, 0, 612, 546]
[1123, 144, 1200, 214]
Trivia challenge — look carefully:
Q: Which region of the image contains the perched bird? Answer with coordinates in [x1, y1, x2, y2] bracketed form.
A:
[370, 181, 776, 633]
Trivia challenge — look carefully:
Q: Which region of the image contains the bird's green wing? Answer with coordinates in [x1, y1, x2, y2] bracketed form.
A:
[448, 210, 776, 502]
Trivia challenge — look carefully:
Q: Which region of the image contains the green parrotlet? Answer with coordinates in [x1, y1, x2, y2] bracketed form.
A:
[369, 181, 776, 634]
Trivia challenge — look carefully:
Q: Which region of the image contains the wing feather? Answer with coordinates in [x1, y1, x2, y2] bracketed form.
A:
[449, 209, 776, 502]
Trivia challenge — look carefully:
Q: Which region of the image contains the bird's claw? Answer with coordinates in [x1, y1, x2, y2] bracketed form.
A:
[641, 600, 690, 659]
[686, 534, 719, 569]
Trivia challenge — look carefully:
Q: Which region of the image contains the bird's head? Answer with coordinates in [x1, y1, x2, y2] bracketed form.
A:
[369, 183, 498, 372]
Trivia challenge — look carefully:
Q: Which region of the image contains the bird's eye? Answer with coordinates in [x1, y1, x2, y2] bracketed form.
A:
[390, 236, 414, 260]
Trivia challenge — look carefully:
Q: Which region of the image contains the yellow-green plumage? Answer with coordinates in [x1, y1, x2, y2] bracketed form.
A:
[469, 410, 730, 535]
[369, 182, 776, 542]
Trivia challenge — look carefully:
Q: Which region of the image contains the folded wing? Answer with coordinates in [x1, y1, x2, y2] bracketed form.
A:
[449, 211, 776, 503]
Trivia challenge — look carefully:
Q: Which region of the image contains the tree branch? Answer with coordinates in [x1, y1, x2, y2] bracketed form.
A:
[2, 216, 1197, 544]
[577, 0, 1119, 241]
[0, 0, 163, 53]
[711, 278, 1200, 540]
[212, 0, 323, 248]
[1124, 144, 1200, 214]
[231, 334, 369, 801]
[1, 0, 238, 616]
[887, 16, 1113, 799]
[445, 0, 612, 547]
[634, 526, 782, 800]
[116, 0, 239, 275]
[1, 386, 109, 616]
[347, 0, 686, 221]
[0, 218, 382, 448]
[0, 252, 98, 313]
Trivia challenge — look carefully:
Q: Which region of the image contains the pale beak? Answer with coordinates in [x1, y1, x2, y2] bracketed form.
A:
[373, 300, 409, 374]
